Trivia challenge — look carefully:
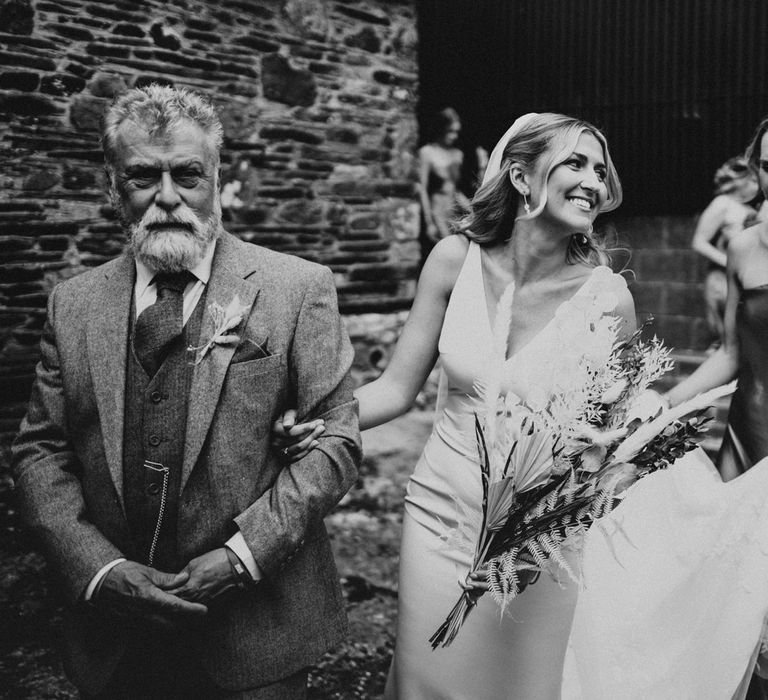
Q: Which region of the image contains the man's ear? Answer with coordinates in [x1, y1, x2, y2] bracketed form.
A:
[508, 163, 530, 196]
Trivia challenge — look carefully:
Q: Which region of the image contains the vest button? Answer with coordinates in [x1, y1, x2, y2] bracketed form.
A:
[150, 391, 163, 403]
[148, 435, 161, 447]
[147, 482, 161, 495]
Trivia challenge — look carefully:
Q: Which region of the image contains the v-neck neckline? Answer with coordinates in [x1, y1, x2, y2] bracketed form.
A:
[477, 245, 601, 364]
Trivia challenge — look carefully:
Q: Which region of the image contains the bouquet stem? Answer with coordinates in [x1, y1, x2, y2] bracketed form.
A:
[429, 587, 482, 650]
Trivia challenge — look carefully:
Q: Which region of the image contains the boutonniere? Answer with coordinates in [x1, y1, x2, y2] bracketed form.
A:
[190, 293, 252, 364]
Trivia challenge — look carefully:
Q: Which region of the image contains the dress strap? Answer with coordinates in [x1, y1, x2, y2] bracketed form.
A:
[438, 241, 483, 354]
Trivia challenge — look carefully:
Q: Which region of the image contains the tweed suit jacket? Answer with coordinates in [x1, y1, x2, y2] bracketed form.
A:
[12, 232, 362, 694]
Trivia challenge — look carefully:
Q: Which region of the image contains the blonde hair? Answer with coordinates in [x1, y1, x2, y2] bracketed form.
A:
[457, 113, 622, 266]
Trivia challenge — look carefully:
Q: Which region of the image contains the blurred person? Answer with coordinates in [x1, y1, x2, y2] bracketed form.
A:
[692, 156, 762, 349]
[417, 107, 472, 261]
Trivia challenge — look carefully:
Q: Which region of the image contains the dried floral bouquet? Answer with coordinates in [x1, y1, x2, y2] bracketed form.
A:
[429, 286, 734, 650]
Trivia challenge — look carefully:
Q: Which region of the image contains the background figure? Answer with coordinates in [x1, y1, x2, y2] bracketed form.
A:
[692, 156, 762, 350]
[417, 107, 471, 262]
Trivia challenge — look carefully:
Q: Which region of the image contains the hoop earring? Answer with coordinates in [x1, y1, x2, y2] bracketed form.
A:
[523, 192, 531, 215]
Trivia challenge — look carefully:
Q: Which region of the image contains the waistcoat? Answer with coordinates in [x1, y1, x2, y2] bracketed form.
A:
[122, 290, 206, 571]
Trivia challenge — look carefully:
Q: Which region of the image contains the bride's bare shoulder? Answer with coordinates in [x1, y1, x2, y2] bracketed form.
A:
[419, 234, 472, 295]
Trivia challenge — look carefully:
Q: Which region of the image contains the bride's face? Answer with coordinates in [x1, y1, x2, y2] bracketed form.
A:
[535, 131, 608, 233]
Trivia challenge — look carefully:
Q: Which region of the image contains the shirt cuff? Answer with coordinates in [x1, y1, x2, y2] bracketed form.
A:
[83, 558, 127, 601]
[225, 532, 262, 581]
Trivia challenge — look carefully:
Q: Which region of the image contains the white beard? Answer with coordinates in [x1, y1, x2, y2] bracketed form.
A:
[121, 199, 222, 273]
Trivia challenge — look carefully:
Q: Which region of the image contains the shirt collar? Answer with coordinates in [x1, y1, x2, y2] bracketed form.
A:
[134, 239, 217, 294]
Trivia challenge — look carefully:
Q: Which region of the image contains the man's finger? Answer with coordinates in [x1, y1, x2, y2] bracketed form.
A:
[281, 409, 297, 430]
[152, 589, 208, 616]
[150, 569, 190, 590]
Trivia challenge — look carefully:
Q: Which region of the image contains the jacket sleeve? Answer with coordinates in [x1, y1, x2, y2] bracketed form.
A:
[11, 285, 124, 603]
[233, 266, 361, 577]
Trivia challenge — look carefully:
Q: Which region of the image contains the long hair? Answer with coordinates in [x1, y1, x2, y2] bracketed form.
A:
[456, 113, 622, 267]
[745, 116, 768, 174]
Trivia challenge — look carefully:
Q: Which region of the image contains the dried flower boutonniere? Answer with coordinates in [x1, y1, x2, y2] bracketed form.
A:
[190, 293, 253, 364]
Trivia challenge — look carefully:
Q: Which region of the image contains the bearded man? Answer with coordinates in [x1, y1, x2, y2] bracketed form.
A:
[12, 85, 361, 699]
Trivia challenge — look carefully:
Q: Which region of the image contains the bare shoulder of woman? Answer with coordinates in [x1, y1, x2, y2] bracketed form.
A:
[414, 234, 472, 303]
[728, 222, 762, 258]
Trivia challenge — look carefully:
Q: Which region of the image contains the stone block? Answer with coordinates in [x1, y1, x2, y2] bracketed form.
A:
[349, 264, 402, 282]
[327, 126, 359, 144]
[257, 186, 308, 199]
[62, 165, 97, 190]
[184, 28, 221, 43]
[70, 94, 108, 131]
[86, 3, 145, 23]
[349, 214, 380, 231]
[335, 5, 390, 25]
[308, 61, 337, 75]
[86, 43, 132, 59]
[50, 22, 94, 41]
[276, 199, 324, 225]
[344, 26, 381, 53]
[372, 69, 413, 87]
[113, 22, 145, 38]
[233, 34, 280, 52]
[22, 169, 60, 191]
[0, 70, 39, 91]
[0, 93, 59, 116]
[665, 216, 698, 248]
[40, 73, 86, 96]
[259, 125, 322, 145]
[665, 283, 707, 316]
[88, 71, 128, 97]
[1, 263, 45, 283]
[0, 0, 34, 35]
[0, 50, 55, 71]
[261, 53, 317, 107]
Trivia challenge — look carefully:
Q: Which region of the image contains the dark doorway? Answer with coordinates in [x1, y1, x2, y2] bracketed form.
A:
[416, 0, 768, 215]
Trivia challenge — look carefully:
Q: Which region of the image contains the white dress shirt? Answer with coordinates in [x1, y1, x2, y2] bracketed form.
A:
[84, 242, 261, 600]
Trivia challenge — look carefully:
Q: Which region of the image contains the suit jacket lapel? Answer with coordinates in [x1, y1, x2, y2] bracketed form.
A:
[85, 254, 134, 513]
[181, 234, 260, 493]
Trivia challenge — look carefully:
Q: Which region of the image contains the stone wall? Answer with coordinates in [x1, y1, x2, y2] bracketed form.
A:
[620, 215, 710, 352]
[0, 0, 420, 444]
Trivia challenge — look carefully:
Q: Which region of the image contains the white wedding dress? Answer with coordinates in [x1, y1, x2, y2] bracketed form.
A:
[384, 242, 627, 699]
[562, 448, 768, 700]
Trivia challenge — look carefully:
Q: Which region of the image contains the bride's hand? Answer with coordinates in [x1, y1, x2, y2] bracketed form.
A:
[271, 409, 325, 462]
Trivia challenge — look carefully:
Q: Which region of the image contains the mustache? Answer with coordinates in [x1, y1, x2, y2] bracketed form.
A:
[139, 208, 202, 234]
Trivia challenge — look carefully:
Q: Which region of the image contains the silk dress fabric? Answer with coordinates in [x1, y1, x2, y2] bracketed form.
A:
[562, 287, 768, 699]
[384, 241, 626, 700]
[718, 286, 768, 480]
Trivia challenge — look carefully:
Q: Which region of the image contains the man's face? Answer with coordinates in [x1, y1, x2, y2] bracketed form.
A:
[110, 118, 221, 272]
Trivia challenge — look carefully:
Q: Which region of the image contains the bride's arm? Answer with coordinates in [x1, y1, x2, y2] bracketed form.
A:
[355, 235, 467, 430]
[273, 236, 469, 454]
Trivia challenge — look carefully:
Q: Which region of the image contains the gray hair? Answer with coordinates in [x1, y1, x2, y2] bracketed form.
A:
[102, 84, 224, 169]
